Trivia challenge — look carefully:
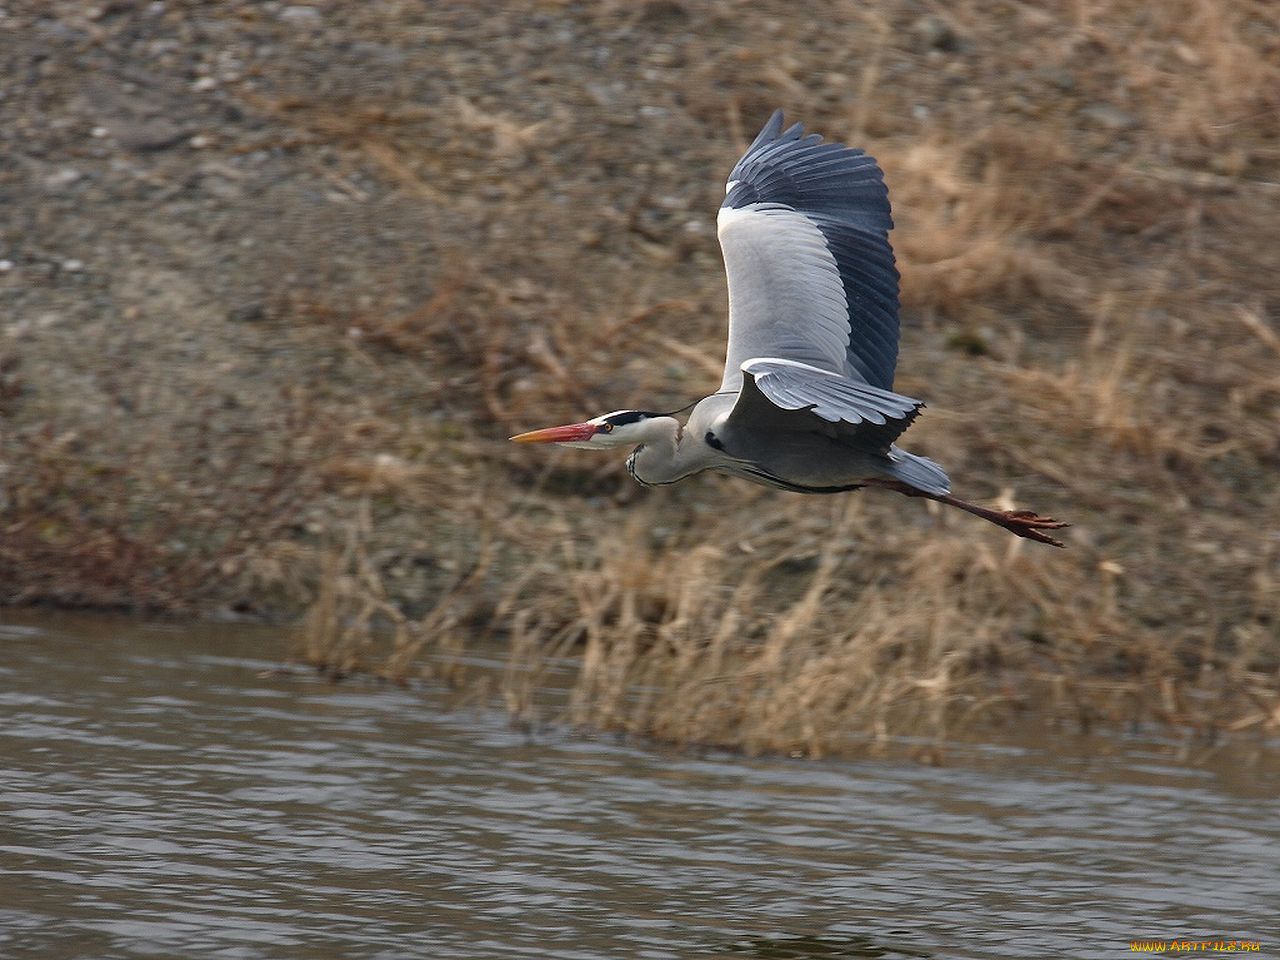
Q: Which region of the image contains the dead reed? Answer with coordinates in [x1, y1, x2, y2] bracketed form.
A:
[190, 0, 1280, 748]
[5, 0, 1278, 753]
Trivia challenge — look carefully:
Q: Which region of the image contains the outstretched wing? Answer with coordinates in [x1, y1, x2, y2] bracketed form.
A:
[728, 357, 922, 452]
[717, 110, 900, 392]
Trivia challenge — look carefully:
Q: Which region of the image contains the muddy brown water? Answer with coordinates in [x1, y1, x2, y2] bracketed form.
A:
[0, 613, 1275, 959]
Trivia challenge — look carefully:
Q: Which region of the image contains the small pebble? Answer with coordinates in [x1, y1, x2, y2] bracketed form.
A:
[1080, 103, 1138, 131]
[280, 5, 321, 23]
[44, 167, 82, 189]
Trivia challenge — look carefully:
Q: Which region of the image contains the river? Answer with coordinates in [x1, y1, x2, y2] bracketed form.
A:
[1, 612, 1274, 958]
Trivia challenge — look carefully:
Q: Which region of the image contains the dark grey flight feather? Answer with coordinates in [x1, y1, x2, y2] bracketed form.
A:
[722, 109, 900, 390]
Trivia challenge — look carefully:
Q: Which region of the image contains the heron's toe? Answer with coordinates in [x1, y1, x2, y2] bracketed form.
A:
[1001, 510, 1070, 547]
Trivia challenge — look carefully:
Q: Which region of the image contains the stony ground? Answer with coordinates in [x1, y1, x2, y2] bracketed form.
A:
[2, 1, 1278, 746]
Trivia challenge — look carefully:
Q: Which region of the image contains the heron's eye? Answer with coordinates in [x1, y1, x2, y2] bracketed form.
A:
[599, 423, 613, 433]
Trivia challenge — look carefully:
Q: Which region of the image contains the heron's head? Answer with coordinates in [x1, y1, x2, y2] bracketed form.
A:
[510, 410, 665, 449]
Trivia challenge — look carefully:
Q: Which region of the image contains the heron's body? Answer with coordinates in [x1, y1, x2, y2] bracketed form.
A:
[513, 111, 1067, 546]
[624, 393, 939, 497]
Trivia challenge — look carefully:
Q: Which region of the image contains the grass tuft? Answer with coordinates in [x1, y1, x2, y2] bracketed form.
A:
[4, 0, 1278, 755]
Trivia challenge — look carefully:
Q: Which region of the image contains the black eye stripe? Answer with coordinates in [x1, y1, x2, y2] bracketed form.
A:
[603, 410, 656, 427]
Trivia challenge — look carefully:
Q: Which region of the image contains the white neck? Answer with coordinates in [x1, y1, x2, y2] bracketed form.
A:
[626, 416, 714, 486]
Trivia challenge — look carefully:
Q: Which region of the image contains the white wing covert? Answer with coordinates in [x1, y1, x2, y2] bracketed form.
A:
[730, 358, 923, 452]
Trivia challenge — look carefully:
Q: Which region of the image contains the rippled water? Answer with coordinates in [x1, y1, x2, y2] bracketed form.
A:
[1, 613, 1276, 959]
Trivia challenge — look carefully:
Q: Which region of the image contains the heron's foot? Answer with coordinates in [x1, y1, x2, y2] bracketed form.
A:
[867, 482, 1071, 547]
[997, 510, 1070, 547]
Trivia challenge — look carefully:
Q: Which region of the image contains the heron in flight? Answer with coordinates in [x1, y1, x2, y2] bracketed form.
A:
[513, 111, 1068, 546]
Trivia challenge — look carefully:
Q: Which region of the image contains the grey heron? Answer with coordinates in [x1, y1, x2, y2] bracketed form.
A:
[512, 111, 1068, 547]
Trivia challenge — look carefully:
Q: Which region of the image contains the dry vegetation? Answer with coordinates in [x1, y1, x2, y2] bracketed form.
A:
[2, 0, 1278, 755]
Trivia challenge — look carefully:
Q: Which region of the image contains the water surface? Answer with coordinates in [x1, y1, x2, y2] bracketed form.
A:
[1, 613, 1275, 958]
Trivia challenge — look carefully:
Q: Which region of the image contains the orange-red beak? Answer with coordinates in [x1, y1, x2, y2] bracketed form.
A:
[509, 421, 601, 444]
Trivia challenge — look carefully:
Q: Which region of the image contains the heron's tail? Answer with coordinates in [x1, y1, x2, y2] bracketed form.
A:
[886, 448, 951, 496]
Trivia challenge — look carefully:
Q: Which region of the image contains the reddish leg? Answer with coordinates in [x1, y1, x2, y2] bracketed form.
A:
[866, 479, 1070, 547]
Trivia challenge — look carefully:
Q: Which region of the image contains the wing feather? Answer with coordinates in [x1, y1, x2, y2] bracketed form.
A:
[729, 358, 923, 451]
[718, 110, 900, 391]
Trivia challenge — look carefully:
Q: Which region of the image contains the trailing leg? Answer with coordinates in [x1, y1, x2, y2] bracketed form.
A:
[866, 479, 1069, 547]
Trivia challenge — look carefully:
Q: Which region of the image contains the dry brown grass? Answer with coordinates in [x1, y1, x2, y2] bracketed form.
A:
[497, 486, 1275, 755]
[449, 0, 1279, 750]
[5, 0, 1278, 754]
[190, 0, 1280, 748]
[0, 396, 320, 612]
